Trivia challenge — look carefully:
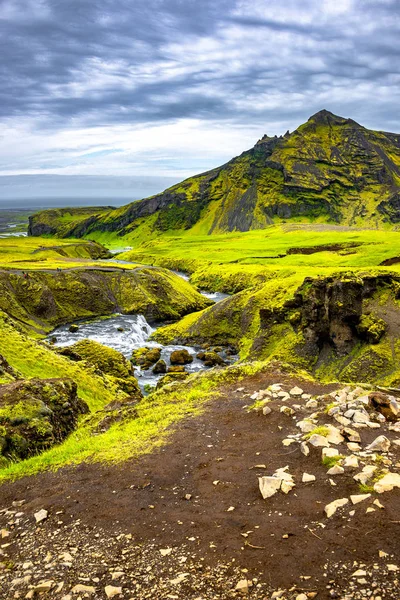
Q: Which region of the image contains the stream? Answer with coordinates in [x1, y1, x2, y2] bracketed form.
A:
[47, 269, 233, 392]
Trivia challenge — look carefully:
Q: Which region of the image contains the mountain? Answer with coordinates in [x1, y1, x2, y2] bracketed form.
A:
[29, 110, 400, 240]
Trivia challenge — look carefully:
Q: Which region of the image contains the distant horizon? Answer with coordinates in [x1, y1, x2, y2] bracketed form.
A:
[0, 174, 180, 207]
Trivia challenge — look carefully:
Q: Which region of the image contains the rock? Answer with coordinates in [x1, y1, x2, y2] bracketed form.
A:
[280, 406, 295, 416]
[262, 406, 272, 415]
[259, 476, 281, 499]
[71, 584, 96, 594]
[325, 425, 345, 444]
[290, 386, 303, 396]
[302, 473, 316, 483]
[324, 497, 349, 518]
[160, 548, 172, 556]
[167, 365, 186, 373]
[33, 581, 54, 593]
[300, 442, 310, 456]
[306, 399, 318, 409]
[170, 349, 193, 365]
[369, 392, 399, 421]
[366, 435, 391, 452]
[350, 494, 371, 504]
[352, 410, 370, 424]
[343, 455, 359, 468]
[60, 339, 142, 396]
[235, 579, 252, 593]
[297, 420, 315, 433]
[201, 351, 226, 367]
[373, 472, 400, 493]
[354, 465, 377, 484]
[131, 346, 161, 370]
[309, 434, 330, 447]
[322, 447, 339, 459]
[105, 586, 122, 598]
[68, 324, 79, 333]
[0, 379, 89, 462]
[342, 427, 361, 442]
[34, 509, 48, 523]
[327, 465, 344, 475]
[156, 372, 189, 389]
[152, 360, 167, 374]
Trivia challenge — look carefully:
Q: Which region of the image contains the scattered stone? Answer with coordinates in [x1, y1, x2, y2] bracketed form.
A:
[34, 509, 48, 524]
[350, 494, 371, 504]
[374, 472, 400, 493]
[160, 548, 173, 556]
[71, 584, 96, 594]
[290, 386, 303, 396]
[302, 473, 316, 483]
[366, 435, 391, 452]
[235, 579, 252, 593]
[309, 434, 330, 448]
[327, 465, 344, 475]
[262, 406, 272, 415]
[324, 498, 349, 518]
[105, 585, 122, 598]
[33, 581, 54, 593]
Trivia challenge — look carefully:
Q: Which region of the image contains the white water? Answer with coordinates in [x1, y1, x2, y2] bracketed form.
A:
[48, 313, 227, 391]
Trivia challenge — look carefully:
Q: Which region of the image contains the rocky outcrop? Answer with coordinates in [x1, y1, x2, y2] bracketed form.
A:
[58, 340, 142, 398]
[0, 378, 88, 463]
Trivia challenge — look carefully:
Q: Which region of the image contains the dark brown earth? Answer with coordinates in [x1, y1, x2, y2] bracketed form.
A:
[0, 370, 399, 599]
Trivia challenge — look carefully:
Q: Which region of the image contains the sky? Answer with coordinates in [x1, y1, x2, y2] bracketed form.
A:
[0, 0, 400, 202]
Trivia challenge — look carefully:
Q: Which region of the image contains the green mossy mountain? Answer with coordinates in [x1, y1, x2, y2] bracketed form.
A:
[29, 110, 400, 241]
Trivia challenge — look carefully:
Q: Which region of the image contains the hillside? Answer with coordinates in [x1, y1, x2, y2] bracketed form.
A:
[29, 110, 400, 242]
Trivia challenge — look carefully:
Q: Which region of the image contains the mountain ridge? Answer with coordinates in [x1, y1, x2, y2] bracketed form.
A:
[28, 110, 400, 240]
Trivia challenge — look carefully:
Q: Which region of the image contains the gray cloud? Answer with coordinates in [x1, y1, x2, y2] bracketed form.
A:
[0, 0, 400, 189]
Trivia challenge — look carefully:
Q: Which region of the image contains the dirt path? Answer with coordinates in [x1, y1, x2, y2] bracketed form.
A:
[0, 370, 399, 599]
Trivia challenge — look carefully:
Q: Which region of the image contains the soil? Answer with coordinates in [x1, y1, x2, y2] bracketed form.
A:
[0, 369, 399, 599]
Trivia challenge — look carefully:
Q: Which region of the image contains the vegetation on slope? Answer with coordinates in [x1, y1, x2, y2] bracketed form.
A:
[28, 110, 400, 243]
[0, 265, 211, 334]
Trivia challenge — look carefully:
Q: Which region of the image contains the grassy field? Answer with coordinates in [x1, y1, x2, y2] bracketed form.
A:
[0, 237, 140, 271]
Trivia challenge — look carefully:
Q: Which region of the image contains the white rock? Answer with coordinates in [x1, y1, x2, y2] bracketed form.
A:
[235, 579, 252, 592]
[160, 548, 172, 556]
[300, 442, 310, 456]
[309, 434, 330, 448]
[343, 455, 359, 468]
[366, 435, 391, 452]
[281, 479, 295, 494]
[327, 465, 344, 475]
[263, 406, 272, 415]
[302, 473, 316, 483]
[71, 584, 96, 594]
[352, 410, 370, 424]
[354, 465, 377, 485]
[324, 497, 349, 518]
[282, 438, 296, 446]
[105, 586, 122, 598]
[290, 386, 303, 396]
[374, 472, 400, 493]
[347, 442, 361, 452]
[322, 447, 339, 459]
[334, 414, 352, 426]
[296, 595, 308, 600]
[306, 399, 318, 409]
[350, 494, 371, 504]
[33, 581, 54, 593]
[269, 384, 282, 392]
[259, 476, 281, 499]
[351, 569, 367, 577]
[325, 425, 345, 444]
[296, 420, 315, 433]
[34, 509, 48, 523]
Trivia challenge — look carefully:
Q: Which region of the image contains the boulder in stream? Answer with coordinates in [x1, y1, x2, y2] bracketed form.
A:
[170, 349, 193, 365]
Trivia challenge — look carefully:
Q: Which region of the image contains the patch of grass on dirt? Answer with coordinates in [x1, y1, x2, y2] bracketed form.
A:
[0, 361, 267, 483]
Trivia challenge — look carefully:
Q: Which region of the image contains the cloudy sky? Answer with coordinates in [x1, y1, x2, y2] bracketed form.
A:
[0, 0, 399, 201]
